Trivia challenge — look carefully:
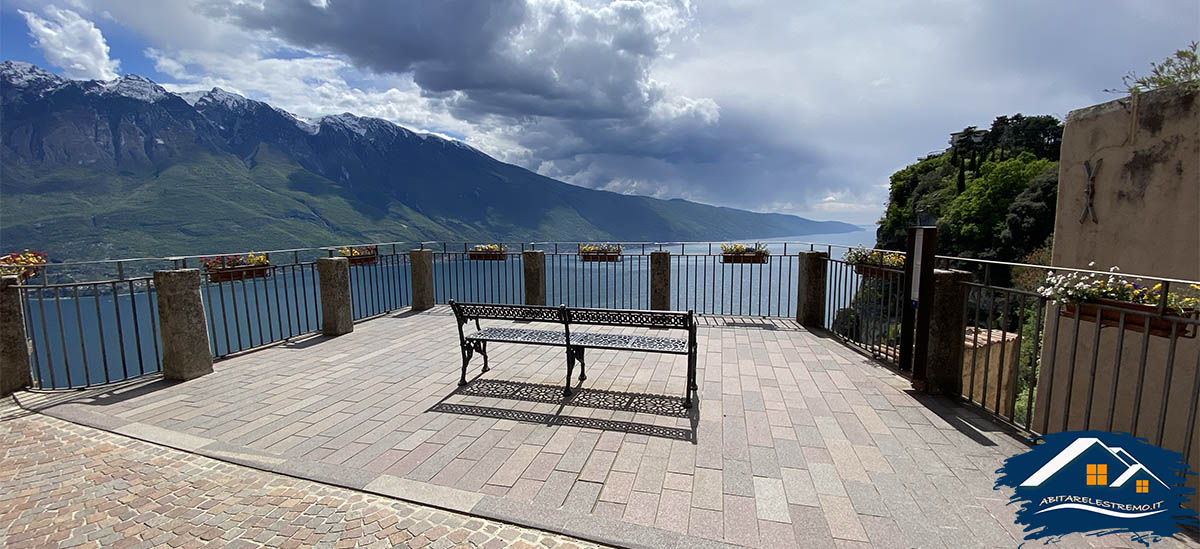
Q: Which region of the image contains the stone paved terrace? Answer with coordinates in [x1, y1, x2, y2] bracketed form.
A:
[11, 305, 1200, 548]
[0, 405, 601, 548]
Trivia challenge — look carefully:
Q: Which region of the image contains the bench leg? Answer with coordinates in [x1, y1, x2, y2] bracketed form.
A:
[459, 343, 474, 386]
[682, 350, 696, 408]
[478, 341, 489, 372]
[574, 346, 586, 381]
[564, 348, 575, 397]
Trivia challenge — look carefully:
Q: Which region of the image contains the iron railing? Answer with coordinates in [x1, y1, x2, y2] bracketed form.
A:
[431, 246, 525, 305]
[823, 255, 907, 369]
[940, 256, 1199, 469]
[544, 250, 649, 310]
[21, 278, 161, 390]
[203, 260, 322, 358]
[347, 250, 412, 320]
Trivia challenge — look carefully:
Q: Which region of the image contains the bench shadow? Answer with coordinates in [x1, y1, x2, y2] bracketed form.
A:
[428, 379, 699, 443]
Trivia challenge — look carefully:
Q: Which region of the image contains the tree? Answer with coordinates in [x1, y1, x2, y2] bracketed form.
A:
[1115, 41, 1200, 93]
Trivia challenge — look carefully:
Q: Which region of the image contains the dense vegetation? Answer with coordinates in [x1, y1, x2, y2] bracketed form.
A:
[875, 114, 1063, 276]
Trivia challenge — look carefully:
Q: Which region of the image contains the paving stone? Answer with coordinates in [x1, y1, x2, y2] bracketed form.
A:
[0, 409, 599, 549]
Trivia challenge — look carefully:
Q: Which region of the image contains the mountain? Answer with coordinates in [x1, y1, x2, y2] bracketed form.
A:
[0, 61, 856, 261]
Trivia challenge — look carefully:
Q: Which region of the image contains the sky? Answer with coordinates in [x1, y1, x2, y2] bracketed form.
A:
[1, 1, 1196, 226]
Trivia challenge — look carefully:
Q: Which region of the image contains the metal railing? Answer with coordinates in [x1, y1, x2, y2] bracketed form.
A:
[203, 260, 322, 358]
[545, 250, 649, 310]
[21, 278, 161, 390]
[941, 256, 1200, 467]
[823, 255, 907, 369]
[668, 244, 800, 317]
[348, 250, 412, 320]
[431, 246, 525, 305]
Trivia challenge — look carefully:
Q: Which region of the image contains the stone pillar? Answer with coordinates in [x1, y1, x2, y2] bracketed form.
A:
[316, 257, 353, 336]
[523, 250, 546, 306]
[153, 269, 214, 381]
[920, 269, 973, 396]
[795, 251, 828, 327]
[650, 251, 670, 310]
[409, 249, 435, 311]
[0, 276, 32, 395]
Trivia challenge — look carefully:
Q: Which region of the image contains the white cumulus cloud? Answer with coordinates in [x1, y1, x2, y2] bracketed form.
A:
[19, 5, 120, 80]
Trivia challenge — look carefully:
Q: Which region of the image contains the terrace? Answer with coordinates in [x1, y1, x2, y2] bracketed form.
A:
[3, 241, 1198, 548]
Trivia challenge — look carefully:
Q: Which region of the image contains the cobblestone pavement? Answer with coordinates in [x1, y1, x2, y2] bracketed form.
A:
[0, 406, 604, 548]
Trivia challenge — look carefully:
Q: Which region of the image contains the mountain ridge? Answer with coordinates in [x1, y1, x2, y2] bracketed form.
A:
[0, 60, 857, 261]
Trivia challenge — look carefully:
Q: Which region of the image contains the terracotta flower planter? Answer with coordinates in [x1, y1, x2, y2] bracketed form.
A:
[1061, 298, 1197, 339]
[581, 252, 622, 262]
[467, 251, 506, 261]
[346, 254, 378, 266]
[722, 253, 769, 264]
[206, 265, 271, 282]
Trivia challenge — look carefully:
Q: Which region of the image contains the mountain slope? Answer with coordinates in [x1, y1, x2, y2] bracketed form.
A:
[0, 61, 856, 260]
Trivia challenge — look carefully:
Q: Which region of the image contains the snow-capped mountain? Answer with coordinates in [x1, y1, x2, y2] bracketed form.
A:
[0, 60, 856, 259]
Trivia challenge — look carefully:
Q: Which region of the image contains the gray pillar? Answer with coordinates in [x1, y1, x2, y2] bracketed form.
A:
[523, 250, 546, 306]
[153, 269, 214, 381]
[920, 269, 973, 395]
[650, 251, 670, 310]
[795, 251, 828, 327]
[316, 257, 353, 336]
[409, 249, 435, 310]
[0, 276, 31, 395]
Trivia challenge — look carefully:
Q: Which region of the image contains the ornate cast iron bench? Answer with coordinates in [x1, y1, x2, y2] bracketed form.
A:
[449, 301, 699, 407]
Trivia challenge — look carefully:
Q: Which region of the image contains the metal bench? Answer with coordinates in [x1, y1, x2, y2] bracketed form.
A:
[449, 301, 699, 407]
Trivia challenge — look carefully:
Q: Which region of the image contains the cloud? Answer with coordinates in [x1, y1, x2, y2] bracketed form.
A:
[19, 5, 120, 80]
[19, 0, 1199, 225]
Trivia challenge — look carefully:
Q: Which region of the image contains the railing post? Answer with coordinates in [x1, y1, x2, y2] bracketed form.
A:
[0, 276, 31, 395]
[918, 269, 973, 395]
[153, 269, 214, 381]
[409, 249, 435, 311]
[316, 257, 353, 336]
[523, 250, 546, 306]
[650, 250, 670, 310]
[795, 251, 828, 327]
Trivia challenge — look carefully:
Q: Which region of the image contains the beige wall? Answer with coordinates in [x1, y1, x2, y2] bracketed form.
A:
[961, 328, 1019, 418]
[1033, 86, 1199, 512]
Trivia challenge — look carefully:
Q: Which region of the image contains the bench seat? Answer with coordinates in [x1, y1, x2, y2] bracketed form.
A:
[467, 328, 688, 354]
[572, 332, 688, 354]
[466, 327, 566, 346]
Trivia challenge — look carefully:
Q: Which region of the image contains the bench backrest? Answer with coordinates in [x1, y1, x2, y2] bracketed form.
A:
[564, 307, 692, 330]
[450, 301, 565, 324]
[451, 301, 692, 331]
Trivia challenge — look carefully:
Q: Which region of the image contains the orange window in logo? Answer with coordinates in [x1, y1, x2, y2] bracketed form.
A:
[1136, 480, 1149, 493]
[1086, 464, 1108, 485]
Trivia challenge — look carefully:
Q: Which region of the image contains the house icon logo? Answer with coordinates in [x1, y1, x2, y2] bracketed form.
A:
[996, 431, 1197, 545]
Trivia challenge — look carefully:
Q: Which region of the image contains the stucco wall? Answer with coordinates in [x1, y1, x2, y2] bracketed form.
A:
[1033, 86, 1199, 512]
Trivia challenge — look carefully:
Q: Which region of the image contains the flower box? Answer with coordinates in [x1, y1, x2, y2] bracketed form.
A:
[207, 265, 271, 283]
[336, 246, 378, 266]
[0, 250, 48, 282]
[347, 254, 378, 266]
[581, 251, 622, 262]
[722, 253, 769, 264]
[467, 250, 506, 261]
[1061, 298, 1197, 339]
[854, 264, 900, 278]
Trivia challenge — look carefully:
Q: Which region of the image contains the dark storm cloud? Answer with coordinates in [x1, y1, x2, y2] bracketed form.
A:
[197, 0, 1198, 222]
[220, 0, 682, 120]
